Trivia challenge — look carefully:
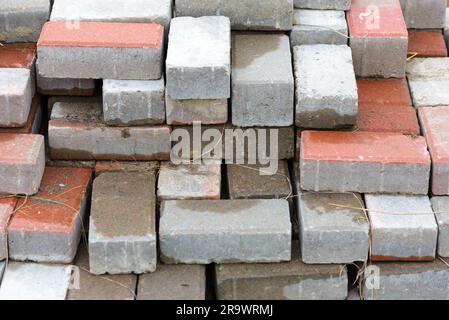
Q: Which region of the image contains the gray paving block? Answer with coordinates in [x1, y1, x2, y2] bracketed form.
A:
[431, 197, 449, 258]
[400, 0, 446, 29]
[137, 264, 205, 300]
[166, 16, 231, 99]
[0, 198, 13, 260]
[294, 0, 350, 10]
[293, 45, 357, 128]
[0, 0, 51, 43]
[159, 199, 292, 264]
[445, 8, 449, 48]
[366, 194, 438, 261]
[0, 261, 4, 283]
[37, 72, 96, 97]
[175, 0, 293, 31]
[89, 172, 157, 275]
[232, 33, 294, 127]
[103, 79, 165, 126]
[290, 9, 348, 46]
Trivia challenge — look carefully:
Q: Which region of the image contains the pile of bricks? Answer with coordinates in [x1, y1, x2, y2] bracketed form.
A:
[1, 0, 449, 300]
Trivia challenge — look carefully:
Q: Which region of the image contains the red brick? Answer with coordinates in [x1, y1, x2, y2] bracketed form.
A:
[0, 43, 36, 69]
[7, 167, 92, 263]
[408, 31, 448, 58]
[0, 197, 17, 260]
[357, 78, 412, 107]
[0, 95, 42, 134]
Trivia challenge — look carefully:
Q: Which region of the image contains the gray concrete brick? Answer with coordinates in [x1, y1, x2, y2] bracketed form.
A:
[293, 45, 357, 128]
[0, 68, 33, 127]
[294, 0, 350, 10]
[363, 260, 449, 300]
[0, 199, 15, 261]
[48, 102, 171, 160]
[166, 16, 231, 99]
[160, 199, 292, 264]
[431, 197, 449, 258]
[37, 72, 96, 97]
[103, 79, 165, 126]
[400, 0, 446, 29]
[89, 172, 157, 275]
[290, 9, 348, 46]
[232, 33, 294, 127]
[95, 161, 159, 177]
[365, 194, 438, 261]
[137, 264, 205, 300]
[0, 0, 50, 43]
[298, 192, 369, 264]
[0, 261, 4, 283]
[175, 0, 293, 31]
[0, 262, 71, 300]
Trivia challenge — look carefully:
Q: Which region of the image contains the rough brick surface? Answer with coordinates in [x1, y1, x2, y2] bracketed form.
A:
[0, 198, 17, 261]
[160, 200, 292, 264]
[0, 134, 45, 195]
[347, 0, 408, 78]
[37, 73, 96, 97]
[408, 31, 448, 58]
[400, 0, 446, 29]
[48, 102, 171, 160]
[166, 16, 231, 99]
[0, 95, 43, 135]
[0, 261, 4, 282]
[95, 161, 159, 177]
[0, 43, 36, 69]
[366, 194, 438, 261]
[357, 78, 412, 107]
[89, 172, 157, 274]
[232, 33, 294, 127]
[300, 131, 431, 194]
[294, 45, 357, 129]
[8, 167, 92, 263]
[431, 197, 449, 258]
[37, 22, 164, 80]
[294, 0, 350, 10]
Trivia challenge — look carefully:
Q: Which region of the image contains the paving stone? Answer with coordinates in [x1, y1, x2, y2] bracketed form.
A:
[89, 172, 157, 275]
[47, 95, 102, 115]
[300, 131, 431, 194]
[37, 21, 164, 80]
[419, 107, 449, 195]
[445, 8, 449, 48]
[95, 161, 159, 177]
[232, 33, 294, 127]
[137, 264, 205, 300]
[298, 192, 369, 264]
[0, 68, 33, 127]
[0, 261, 4, 282]
[166, 95, 228, 125]
[0, 95, 43, 135]
[347, 0, 408, 78]
[407, 58, 449, 107]
[37, 73, 96, 97]
[215, 242, 348, 300]
[365, 194, 438, 261]
[0, 198, 17, 261]
[166, 16, 231, 99]
[431, 197, 449, 258]
[294, 0, 350, 10]
[293, 45, 358, 128]
[0, 43, 36, 69]
[157, 162, 221, 201]
[0, 134, 45, 195]
[67, 245, 137, 300]
[362, 260, 449, 300]
[160, 199, 292, 264]
[46, 160, 96, 169]
[408, 31, 448, 58]
[227, 161, 291, 200]
[0, 262, 71, 300]
[8, 167, 92, 263]
[357, 78, 412, 107]
[174, 0, 293, 31]
[51, 0, 172, 31]
[48, 101, 171, 161]
[103, 79, 165, 126]
[0, 0, 51, 43]
[290, 9, 348, 46]
[400, 0, 446, 29]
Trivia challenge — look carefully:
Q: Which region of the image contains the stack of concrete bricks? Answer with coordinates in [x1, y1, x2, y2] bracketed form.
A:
[2, 0, 449, 301]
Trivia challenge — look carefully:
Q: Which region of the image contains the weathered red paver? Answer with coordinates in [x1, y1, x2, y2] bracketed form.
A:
[0, 95, 41, 134]
[408, 31, 448, 58]
[0, 197, 18, 260]
[0, 43, 36, 69]
[357, 78, 412, 107]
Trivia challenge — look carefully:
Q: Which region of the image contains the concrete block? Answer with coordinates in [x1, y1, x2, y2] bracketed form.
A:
[95, 161, 159, 177]
[89, 172, 157, 274]
[0, 95, 43, 135]
[37, 73, 96, 96]
[298, 192, 369, 264]
[400, 0, 446, 29]
[0, 68, 33, 127]
[300, 131, 431, 194]
[293, 45, 358, 128]
[166, 16, 231, 99]
[103, 79, 165, 126]
[137, 264, 206, 300]
[0, 262, 71, 300]
[8, 167, 92, 263]
[48, 101, 171, 161]
[408, 31, 448, 58]
[431, 197, 449, 258]
[46, 160, 95, 169]
[0, 261, 4, 283]
[0, 0, 51, 43]
[232, 33, 294, 127]
[290, 9, 348, 46]
[157, 162, 221, 201]
[366, 194, 438, 261]
[160, 199, 292, 264]
[175, 0, 293, 31]
[0, 134, 45, 195]
[37, 22, 164, 80]
[363, 260, 449, 300]
[294, 0, 350, 10]
[348, 0, 408, 78]
[0, 198, 17, 261]
[445, 8, 449, 48]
